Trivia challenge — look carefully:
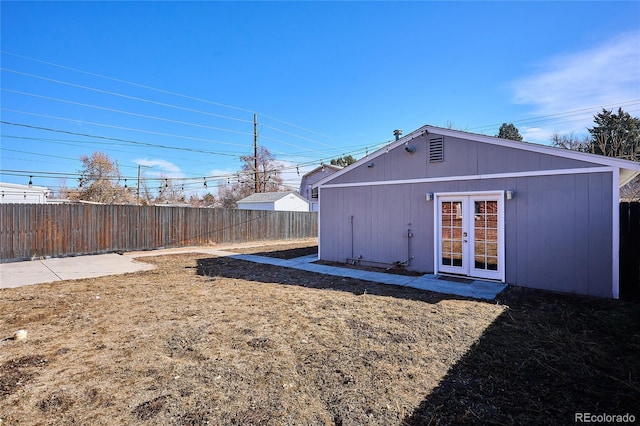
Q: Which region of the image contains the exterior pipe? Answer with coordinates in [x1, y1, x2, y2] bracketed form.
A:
[406, 227, 413, 267]
[350, 215, 354, 260]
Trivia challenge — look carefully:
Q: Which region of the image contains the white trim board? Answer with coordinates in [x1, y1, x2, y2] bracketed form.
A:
[320, 167, 615, 189]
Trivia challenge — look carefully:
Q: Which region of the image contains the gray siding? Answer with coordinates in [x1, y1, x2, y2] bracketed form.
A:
[328, 133, 602, 185]
[319, 171, 614, 298]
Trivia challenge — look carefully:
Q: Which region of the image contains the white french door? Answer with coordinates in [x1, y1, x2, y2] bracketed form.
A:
[437, 193, 504, 281]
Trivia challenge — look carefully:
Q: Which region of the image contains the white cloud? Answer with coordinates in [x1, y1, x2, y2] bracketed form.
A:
[521, 126, 554, 143]
[511, 31, 640, 140]
[134, 158, 184, 178]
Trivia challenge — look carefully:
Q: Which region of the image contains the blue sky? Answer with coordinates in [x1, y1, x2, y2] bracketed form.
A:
[1, 1, 639, 197]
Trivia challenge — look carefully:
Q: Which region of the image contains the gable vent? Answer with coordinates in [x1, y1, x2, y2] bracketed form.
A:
[429, 137, 444, 162]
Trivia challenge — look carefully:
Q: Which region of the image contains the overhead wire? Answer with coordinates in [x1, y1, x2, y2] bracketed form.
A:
[1, 134, 241, 167]
[0, 121, 247, 162]
[2, 51, 340, 145]
[468, 99, 640, 132]
[0, 67, 255, 125]
[1, 88, 254, 137]
[1, 113, 250, 148]
[1, 59, 341, 148]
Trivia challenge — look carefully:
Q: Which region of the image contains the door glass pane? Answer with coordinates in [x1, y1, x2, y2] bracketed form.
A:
[487, 257, 498, 270]
[441, 201, 463, 268]
[473, 200, 498, 272]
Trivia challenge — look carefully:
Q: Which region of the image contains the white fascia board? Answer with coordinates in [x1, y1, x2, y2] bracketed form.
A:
[320, 167, 615, 189]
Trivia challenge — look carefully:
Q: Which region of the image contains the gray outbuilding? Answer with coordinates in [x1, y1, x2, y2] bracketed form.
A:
[315, 125, 640, 298]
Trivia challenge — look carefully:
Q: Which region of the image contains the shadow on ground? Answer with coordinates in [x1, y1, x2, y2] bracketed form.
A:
[403, 287, 640, 425]
[244, 245, 318, 260]
[196, 256, 466, 305]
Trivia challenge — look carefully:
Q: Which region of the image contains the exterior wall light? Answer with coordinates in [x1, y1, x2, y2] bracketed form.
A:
[506, 190, 515, 200]
[425, 192, 434, 201]
[367, 162, 375, 168]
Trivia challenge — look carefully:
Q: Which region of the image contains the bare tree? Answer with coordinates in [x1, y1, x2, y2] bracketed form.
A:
[551, 133, 590, 151]
[74, 152, 134, 204]
[154, 175, 186, 204]
[239, 146, 284, 194]
[218, 146, 285, 208]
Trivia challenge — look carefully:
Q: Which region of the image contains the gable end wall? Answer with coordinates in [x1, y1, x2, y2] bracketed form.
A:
[327, 134, 603, 185]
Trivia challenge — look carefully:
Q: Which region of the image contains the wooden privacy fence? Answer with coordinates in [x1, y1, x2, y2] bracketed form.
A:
[0, 204, 318, 262]
[620, 202, 640, 302]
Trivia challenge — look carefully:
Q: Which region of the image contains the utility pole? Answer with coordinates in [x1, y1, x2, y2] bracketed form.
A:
[254, 113, 259, 193]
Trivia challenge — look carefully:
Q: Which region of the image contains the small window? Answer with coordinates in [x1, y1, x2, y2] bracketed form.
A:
[311, 187, 318, 199]
[429, 137, 444, 162]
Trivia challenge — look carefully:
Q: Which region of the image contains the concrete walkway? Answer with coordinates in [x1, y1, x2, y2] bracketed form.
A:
[225, 253, 507, 300]
[1, 246, 507, 300]
[0, 254, 155, 289]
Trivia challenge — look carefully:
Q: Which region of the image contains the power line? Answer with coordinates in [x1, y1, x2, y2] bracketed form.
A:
[2, 84, 339, 151]
[468, 99, 640, 132]
[1, 112, 250, 148]
[0, 121, 244, 156]
[2, 88, 254, 137]
[1, 50, 257, 115]
[0, 135, 240, 170]
[1, 54, 341, 146]
[1, 67, 255, 124]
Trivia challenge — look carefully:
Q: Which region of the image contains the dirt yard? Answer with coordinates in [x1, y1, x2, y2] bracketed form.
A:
[1, 240, 639, 425]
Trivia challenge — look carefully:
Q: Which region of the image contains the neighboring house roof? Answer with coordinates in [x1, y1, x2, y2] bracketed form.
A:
[301, 164, 342, 178]
[315, 125, 640, 188]
[0, 182, 50, 193]
[299, 164, 342, 202]
[237, 191, 308, 204]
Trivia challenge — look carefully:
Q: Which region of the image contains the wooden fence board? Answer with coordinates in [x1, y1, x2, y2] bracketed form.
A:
[620, 202, 640, 302]
[0, 204, 317, 261]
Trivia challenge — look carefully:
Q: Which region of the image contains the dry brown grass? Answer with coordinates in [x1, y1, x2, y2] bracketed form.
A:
[1, 241, 639, 425]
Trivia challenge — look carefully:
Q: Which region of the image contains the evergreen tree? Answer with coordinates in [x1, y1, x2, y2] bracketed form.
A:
[587, 108, 640, 161]
[496, 123, 523, 141]
[330, 155, 356, 167]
